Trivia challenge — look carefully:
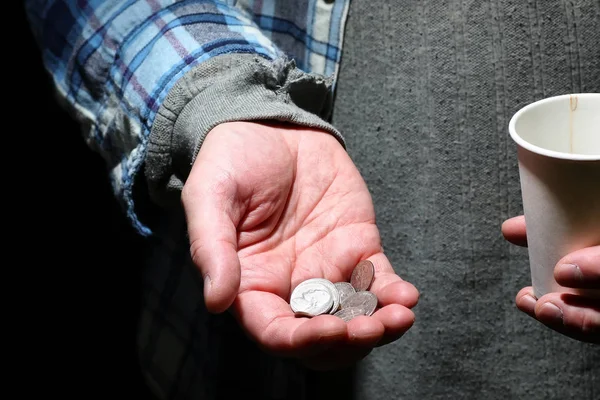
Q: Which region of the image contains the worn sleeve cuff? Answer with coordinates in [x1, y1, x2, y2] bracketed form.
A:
[145, 53, 345, 208]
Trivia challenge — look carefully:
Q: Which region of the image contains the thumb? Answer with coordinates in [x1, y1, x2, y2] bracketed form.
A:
[502, 215, 528, 247]
[182, 169, 242, 314]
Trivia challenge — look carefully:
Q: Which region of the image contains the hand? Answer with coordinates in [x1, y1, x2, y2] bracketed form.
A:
[182, 121, 419, 369]
[502, 216, 599, 344]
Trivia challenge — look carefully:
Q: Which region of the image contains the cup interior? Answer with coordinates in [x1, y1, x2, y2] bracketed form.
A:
[509, 93, 600, 160]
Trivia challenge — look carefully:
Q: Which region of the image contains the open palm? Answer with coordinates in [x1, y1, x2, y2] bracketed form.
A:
[182, 122, 419, 369]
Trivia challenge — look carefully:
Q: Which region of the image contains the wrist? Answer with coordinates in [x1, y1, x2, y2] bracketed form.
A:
[145, 53, 344, 208]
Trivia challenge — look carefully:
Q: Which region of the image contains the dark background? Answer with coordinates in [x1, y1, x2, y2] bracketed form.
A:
[16, 5, 155, 398]
[13, 6, 352, 399]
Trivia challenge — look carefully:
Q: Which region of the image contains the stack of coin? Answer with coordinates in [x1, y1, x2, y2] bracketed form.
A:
[289, 260, 378, 322]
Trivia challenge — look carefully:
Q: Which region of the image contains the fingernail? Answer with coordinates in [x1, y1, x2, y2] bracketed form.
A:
[521, 294, 537, 309]
[556, 263, 583, 281]
[538, 303, 564, 325]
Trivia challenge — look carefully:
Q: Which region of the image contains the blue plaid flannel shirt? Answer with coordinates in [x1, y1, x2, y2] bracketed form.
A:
[25, 1, 351, 399]
[25, 0, 349, 235]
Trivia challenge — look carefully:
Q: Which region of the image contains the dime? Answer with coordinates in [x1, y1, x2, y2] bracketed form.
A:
[333, 282, 356, 306]
[290, 278, 336, 317]
[334, 306, 366, 322]
[340, 291, 378, 316]
[350, 260, 375, 291]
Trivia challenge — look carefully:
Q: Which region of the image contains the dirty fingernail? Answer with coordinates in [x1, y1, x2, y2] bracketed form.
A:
[556, 263, 583, 281]
[538, 303, 564, 325]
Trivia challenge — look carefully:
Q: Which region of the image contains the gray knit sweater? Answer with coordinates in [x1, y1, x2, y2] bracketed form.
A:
[327, 1, 599, 399]
[140, 1, 599, 399]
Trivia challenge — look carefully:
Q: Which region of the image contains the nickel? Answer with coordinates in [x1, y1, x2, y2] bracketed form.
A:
[290, 279, 334, 316]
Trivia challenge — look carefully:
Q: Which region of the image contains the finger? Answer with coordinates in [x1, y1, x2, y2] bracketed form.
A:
[287, 317, 383, 371]
[301, 306, 415, 370]
[232, 290, 347, 358]
[501, 216, 528, 247]
[182, 168, 242, 314]
[515, 286, 537, 318]
[368, 253, 420, 309]
[344, 315, 385, 345]
[372, 304, 415, 347]
[515, 287, 600, 343]
[535, 293, 600, 344]
[554, 246, 600, 289]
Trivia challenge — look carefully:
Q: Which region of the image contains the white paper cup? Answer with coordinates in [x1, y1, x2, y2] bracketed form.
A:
[509, 93, 600, 299]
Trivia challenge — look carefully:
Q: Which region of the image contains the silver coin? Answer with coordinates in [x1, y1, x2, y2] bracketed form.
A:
[290, 279, 335, 317]
[333, 282, 356, 306]
[340, 291, 378, 316]
[304, 278, 340, 315]
[334, 306, 366, 322]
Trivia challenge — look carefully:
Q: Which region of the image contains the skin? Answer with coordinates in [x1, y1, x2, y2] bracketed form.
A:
[182, 121, 420, 370]
[502, 216, 599, 344]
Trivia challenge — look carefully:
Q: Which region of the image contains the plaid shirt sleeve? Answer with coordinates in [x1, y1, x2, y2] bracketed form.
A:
[25, 0, 350, 235]
[27, 1, 352, 398]
[24, 0, 284, 235]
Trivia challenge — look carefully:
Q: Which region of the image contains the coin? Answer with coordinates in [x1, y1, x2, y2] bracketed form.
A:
[334, 282, 356, 305]
[341, 291, 378, 316]
[334, 306, 366, 322]
[310, 278, 340, 314]
[290, 279, 334, 316]
[350, 260, 375, 291]
[288, 274, 379, 319]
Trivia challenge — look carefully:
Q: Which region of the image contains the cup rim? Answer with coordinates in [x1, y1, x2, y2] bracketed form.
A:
[508, 93, 600, 161]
